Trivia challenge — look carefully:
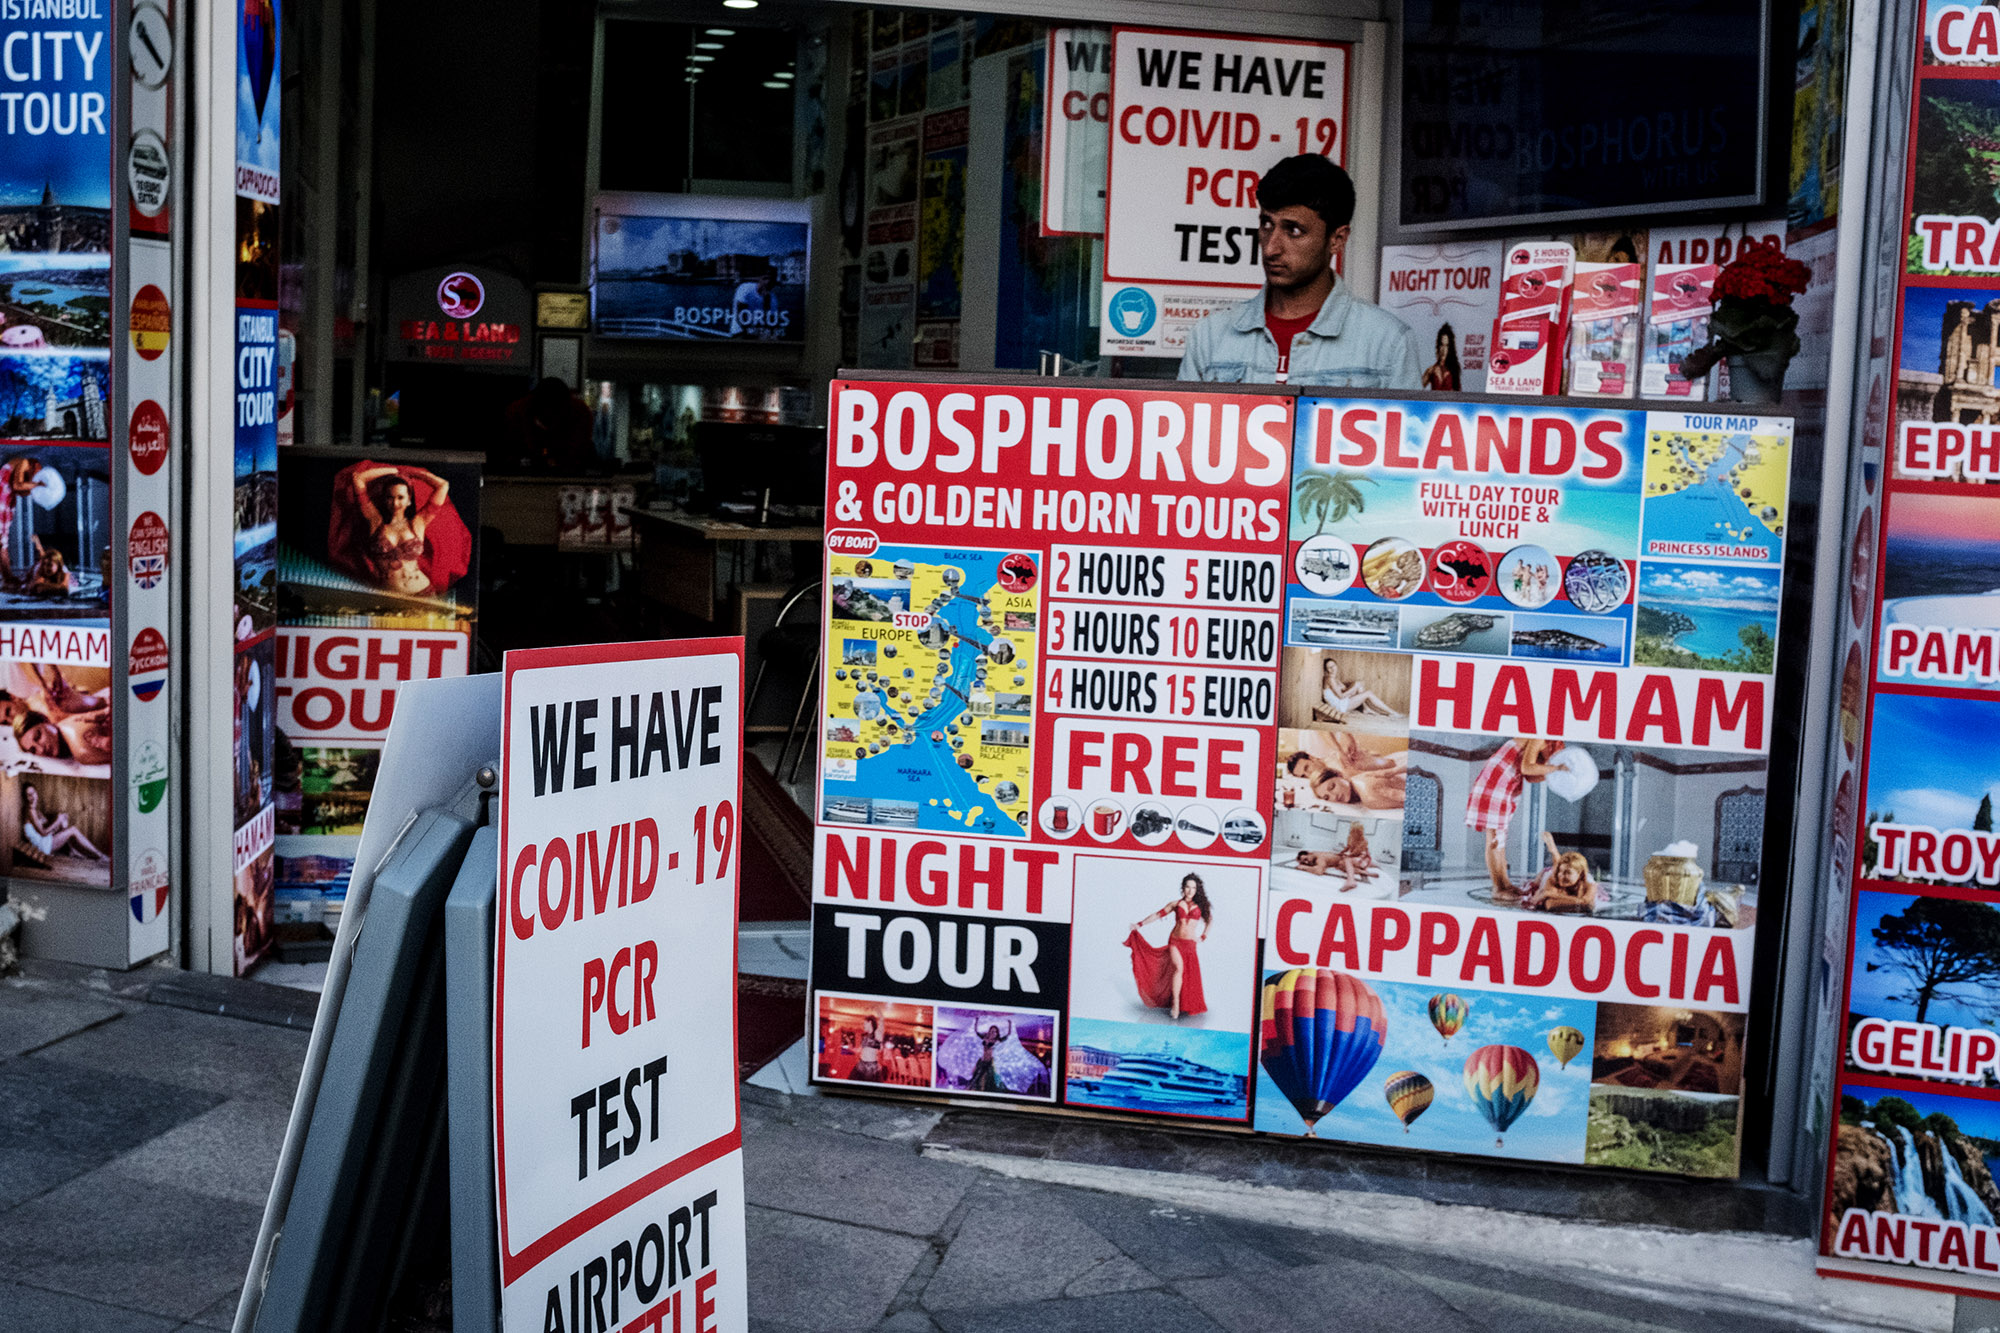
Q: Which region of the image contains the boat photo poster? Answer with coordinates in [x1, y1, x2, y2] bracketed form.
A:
[806, 381, 1793, 1177]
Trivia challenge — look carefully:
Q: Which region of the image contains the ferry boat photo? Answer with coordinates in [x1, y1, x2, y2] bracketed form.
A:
[1066, 1047, 1247, 1115]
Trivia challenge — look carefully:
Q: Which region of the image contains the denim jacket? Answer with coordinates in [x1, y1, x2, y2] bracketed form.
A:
[1177, 278, 1424, 390]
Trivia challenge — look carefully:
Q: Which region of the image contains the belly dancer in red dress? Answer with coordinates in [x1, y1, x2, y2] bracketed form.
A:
[1127, 874, 1212, 1020]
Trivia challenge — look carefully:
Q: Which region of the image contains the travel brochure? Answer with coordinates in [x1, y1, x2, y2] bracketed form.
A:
[808, 381, 1790, 1179]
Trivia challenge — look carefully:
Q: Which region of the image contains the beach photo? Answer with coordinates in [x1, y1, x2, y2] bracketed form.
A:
[1252, 974, 1593, 1165]
[1879, 492, 2000, 670]
[1400, 733, 1767, 925]
[1633, 560, 1780, 674]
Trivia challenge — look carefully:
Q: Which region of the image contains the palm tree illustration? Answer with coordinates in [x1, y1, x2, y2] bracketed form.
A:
[1295, 471, 1376, 535]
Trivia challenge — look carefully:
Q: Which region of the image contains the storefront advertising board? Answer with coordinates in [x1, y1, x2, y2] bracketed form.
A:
[1270, 397, 1785, 1172]
[1099, 29, 1349, 359]
[1816, 14, 2000, 1297]
[809, 380, 1792, 1180]
[812, 378, 1288, 1121]
[495, 640, 747, 1333]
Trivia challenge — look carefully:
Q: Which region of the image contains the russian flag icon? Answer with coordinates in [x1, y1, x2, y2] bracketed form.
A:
[132, 679, 164, 702]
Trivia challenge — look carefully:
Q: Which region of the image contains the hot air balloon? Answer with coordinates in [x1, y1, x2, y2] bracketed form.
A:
[1383, 1070, 1434, 1132]
[1428, 992, 1468, 1042]
[1259, 968, 1386, 1137]
[1548, 1026, 1585, 1070]
[242, 0, 277, 132]
[1463, 1044, 1539, 1147]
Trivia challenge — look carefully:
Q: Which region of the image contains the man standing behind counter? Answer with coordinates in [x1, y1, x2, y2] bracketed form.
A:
[1178, 155, 1422, 389]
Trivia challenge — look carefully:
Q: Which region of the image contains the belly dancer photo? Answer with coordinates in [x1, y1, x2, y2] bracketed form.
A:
[1127, 874, 1212, 1021]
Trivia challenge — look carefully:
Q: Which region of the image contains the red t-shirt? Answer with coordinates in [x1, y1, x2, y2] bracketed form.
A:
[1266, 309, 1317, 383]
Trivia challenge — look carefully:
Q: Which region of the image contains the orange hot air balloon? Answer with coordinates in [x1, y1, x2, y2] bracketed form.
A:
[1384, 1070, 1435, 1132]
[1428, 992, 1468, 1041]
[1463, 1044, 1540, 1147]
[1548, 1026, 1586, 1069]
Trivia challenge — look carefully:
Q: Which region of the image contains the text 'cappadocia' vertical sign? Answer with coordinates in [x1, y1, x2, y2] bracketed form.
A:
[495, 639, 747, 1333]
[1100, 29, 1349, 357]
[809, 379, 1290, 1127]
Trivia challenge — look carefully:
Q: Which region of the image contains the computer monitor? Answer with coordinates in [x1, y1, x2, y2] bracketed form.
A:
[694, 422, 824, 516]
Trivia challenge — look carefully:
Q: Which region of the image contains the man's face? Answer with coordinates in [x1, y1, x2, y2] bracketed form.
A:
[1258, 203, 1348, 292]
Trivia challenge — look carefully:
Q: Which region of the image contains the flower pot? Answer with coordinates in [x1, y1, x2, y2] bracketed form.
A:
[1725, 348, 1788, 405]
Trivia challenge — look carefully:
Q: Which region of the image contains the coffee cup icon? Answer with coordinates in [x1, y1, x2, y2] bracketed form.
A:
[1092, 805, 1122, 837]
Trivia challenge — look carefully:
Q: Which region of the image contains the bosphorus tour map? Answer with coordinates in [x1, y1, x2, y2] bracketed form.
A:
[1640, 419, 1792, 565]
[821, 545, 1040, 838]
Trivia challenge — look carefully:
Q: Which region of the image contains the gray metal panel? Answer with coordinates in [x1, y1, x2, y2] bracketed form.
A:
[253, 804, 477, 1333]
[445, 825, 500, 1333]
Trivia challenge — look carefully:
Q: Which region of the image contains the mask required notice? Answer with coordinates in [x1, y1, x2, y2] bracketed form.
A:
[495, 639, 748, 1333]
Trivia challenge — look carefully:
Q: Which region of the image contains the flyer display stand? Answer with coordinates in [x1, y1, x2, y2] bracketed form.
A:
[808, 375, 1795, 1179]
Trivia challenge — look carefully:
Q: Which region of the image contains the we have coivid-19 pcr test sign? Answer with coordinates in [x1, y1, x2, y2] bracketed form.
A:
[496, 639, 747, 1333]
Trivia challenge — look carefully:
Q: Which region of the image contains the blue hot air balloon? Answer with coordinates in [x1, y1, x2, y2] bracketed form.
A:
[1259, 968, 1387, 1137]
[242, 0, 277, 130]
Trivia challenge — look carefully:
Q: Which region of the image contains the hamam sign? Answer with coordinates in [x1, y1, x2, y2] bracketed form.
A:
[495, 639, 747, 1333]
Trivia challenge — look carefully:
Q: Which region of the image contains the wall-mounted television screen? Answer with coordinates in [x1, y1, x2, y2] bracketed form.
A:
[1399, 0, 1768, 231]
[593, 199, 810, 343]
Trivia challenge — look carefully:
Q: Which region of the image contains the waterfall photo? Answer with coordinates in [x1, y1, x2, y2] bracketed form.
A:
[1829, 1086, 2000, 1238]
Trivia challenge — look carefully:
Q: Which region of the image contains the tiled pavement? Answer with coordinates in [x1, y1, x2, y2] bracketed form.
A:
[0, 966, 1928, 1333]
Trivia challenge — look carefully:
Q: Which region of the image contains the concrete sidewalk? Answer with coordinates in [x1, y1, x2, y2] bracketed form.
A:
[0, 965, 1954, 1332]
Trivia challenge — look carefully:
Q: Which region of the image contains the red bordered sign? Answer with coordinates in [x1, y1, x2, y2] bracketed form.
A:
[494, 637, 748, 1333]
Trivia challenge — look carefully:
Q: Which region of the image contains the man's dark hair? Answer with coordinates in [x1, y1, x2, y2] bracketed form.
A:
[1258, 155, 1356, 232]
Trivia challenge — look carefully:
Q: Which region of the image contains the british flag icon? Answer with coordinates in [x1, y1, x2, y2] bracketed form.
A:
[131, 556, 165, 589]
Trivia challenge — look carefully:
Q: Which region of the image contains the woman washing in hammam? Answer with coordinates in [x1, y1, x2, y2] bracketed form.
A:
[1521, 831, 1602, 913]
[1464, 737, 1564, 897]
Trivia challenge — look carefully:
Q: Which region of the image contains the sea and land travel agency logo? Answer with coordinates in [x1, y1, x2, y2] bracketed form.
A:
[1108, 286, 1157, 339]
[437, 271, 485, 320]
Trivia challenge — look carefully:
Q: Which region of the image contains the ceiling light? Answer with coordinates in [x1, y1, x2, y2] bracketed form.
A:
[773, 70, 793, 79]
[762, 80, 786, 88]
[705, 27, 734, 35]
[696, 41, 724, 49]
[722, 0, 758, 10]
[690, 53, 715, 61]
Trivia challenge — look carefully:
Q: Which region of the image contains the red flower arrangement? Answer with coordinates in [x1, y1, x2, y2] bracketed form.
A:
[1679, 240, 1813, 399]
[1712, 241, 1814, 306]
